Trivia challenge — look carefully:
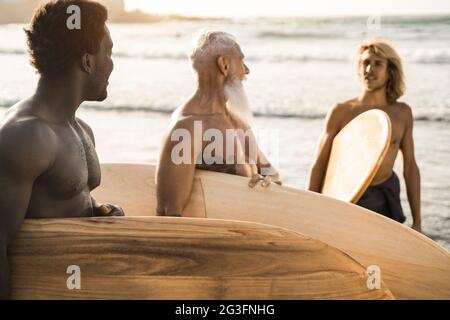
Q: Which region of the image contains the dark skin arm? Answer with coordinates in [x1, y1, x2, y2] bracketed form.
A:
[400, 105, 421, 232]
[76, 118, 123, 217]
[307, 105, 343, 192]
[0, 120, 56, 299]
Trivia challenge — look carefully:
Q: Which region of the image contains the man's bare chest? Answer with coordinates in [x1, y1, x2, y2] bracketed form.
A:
[36, 123, 101, 198]
[343, 107, 405, 147]
[199, 118, 254, 154]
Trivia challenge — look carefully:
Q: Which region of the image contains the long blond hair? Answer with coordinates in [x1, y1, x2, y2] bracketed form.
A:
[358, 39, 405, 103]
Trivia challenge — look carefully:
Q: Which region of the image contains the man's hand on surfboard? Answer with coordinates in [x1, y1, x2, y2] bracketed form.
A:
[95, 203, 125, 217]
[248, 171, 282, 188]
[268, 171, 282, 186]
[248, 174, 268, 188]
[259, 165, 283, 187]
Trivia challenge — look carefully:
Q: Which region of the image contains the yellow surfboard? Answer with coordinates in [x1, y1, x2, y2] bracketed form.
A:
[92, 163, 450, 299]
[10, 217, 393, 299]
[321, 109, 392, 203]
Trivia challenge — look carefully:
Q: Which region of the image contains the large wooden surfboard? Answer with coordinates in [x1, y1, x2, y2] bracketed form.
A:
[92, 163, 450, 299]
[10, 217, 393, 299]
[321, 109, 392, 203]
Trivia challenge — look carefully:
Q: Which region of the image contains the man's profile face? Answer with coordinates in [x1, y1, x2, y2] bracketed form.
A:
[223, 45, 253, 125]
[91, 25, 114, 101]
[359, 49, 389, 92]
[228, 45, 250, 82]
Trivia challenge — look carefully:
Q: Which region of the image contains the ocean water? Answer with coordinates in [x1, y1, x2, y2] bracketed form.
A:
[0, 16, 449, 249]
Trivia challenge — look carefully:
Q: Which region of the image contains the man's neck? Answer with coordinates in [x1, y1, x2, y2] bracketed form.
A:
[192, 74, 227, 115]
[358, 87, 389, 108]
[32, 74, 84, 122]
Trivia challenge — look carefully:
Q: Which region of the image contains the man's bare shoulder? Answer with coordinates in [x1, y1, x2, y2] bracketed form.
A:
[394, 101, 413, 114]
[76, 117, 95, 142]
[2, 99, 56, 135]
[391, 101, 413, 124]
[336, 98, 360, 110]
[0, 103, 57, 173]
[169, 114, 201, 132]
[324, 100, 356, 131]
[329, 99, 356, 115]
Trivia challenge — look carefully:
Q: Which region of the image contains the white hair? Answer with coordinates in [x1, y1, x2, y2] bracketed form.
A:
[189, 31, 238, 71]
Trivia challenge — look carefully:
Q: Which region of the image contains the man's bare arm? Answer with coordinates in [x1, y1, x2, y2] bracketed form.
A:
[400, 104, 421, 232]
[0, 120, 56, 299]
[307, 105, 343, 192]
[156, 120, 197, 217]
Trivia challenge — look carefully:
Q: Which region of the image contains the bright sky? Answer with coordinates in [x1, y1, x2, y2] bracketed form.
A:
[125, 0, 450, 17]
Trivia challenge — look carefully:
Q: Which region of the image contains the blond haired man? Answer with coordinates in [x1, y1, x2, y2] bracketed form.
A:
[308, 39, 422, 232]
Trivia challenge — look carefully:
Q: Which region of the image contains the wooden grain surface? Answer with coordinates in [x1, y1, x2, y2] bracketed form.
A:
[9, 217, 393, 300]
[92, 163, 450, 299]
[321, 110, 392, 203]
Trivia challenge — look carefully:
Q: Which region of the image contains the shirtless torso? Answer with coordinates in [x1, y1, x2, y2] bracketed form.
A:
[156, 102, 279, 217]
[0, 95, 123, 299]
[1, 99, 101, 218]
[308, 97, 420, 231]
[330, 99, 410, 185]
[176, 104, 258, 177]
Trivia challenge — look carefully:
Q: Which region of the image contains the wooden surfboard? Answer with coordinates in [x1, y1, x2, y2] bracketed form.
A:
[10, 217, 393, 299]
[92, 163, 450, 299]
[321, 109, 392, 203]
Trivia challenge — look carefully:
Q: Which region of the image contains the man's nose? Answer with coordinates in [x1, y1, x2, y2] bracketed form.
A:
[244, 64, 250, 75]
[365, 64, 372, 73]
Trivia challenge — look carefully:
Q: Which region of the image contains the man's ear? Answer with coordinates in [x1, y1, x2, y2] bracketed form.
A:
[217, 56, 229, 77]
[81, 53, 94, 74]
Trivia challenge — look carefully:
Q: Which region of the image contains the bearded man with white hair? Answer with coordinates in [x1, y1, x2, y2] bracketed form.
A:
[156, 31, 281, 217]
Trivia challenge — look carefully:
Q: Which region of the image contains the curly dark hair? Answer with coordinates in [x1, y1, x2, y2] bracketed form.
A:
[24, 0, 108, 76]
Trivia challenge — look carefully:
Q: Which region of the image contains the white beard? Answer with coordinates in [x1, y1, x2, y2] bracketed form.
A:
[224, 77, 253, 126]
